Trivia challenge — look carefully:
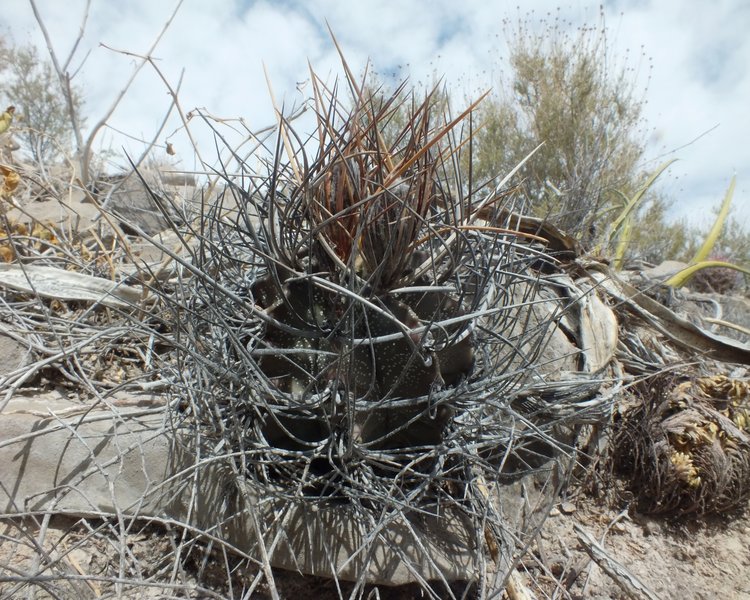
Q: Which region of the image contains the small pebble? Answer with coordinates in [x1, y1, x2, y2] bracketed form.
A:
[549, 507, 561, 517]
[560, 502, 577, 515]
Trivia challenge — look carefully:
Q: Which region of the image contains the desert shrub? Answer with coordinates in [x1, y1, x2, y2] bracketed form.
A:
[473, 8, 652, 246]
[0, 37, 85, 164]
[688, 254, 743, 294]
[624, 197, 695, 265]
[711, 213, 750, 267]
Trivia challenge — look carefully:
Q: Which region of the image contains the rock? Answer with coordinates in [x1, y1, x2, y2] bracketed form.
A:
[0, 392, 560, 586]
[0, 331, 31, 377]
[100, 169, 198, 236]
[560, 502, 577, 515]
[6, 188, 101, 232]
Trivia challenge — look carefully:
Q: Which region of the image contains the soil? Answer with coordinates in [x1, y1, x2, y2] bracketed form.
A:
[522, 495, 750, 600]
[2, 480, 748, 599]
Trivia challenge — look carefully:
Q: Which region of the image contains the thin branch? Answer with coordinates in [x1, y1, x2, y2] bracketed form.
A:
[29, 0, 184, 185]
[61, 0, 91, 73]
[28, 0, 85, 162]
[81, 0, 184, 182]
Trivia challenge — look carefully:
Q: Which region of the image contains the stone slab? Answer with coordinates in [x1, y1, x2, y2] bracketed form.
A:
[0, 393, 556, 586]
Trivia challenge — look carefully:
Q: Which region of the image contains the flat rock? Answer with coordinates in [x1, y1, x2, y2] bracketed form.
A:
[0, 393, 562, 585]
[0, 332, 31, 377]
[101, 169, 197, 236]
[6, 188, 101, 232]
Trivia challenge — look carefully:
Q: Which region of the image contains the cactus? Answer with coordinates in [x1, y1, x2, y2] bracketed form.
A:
[160, 59, 574, 594]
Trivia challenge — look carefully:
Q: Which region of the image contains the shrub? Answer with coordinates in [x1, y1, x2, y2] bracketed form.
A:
[473, 7, 651, 245]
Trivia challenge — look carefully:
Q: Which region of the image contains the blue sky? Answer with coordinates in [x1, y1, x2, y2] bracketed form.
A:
[3, 0, 749, 228]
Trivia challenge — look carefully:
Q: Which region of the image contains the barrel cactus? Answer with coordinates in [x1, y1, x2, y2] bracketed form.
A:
[163, 64, 576, 595]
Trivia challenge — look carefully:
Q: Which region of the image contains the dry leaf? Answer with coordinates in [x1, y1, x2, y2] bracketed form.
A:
[0, 245, 14, 262]
[0, 164, 20, 198]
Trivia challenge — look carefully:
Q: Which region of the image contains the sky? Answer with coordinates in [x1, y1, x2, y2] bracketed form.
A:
[2, 0, 749, 228]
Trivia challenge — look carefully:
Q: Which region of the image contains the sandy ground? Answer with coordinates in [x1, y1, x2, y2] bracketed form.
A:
[523, 494, 750, 600]
[2, 480, 748, 599]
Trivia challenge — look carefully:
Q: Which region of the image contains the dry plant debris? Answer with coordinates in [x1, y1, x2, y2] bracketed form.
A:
[611, 374, 750, 517]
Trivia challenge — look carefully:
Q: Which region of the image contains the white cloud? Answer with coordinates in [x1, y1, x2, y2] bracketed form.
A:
[609, 0, 750, 225]
[2, 0, 748, 225]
